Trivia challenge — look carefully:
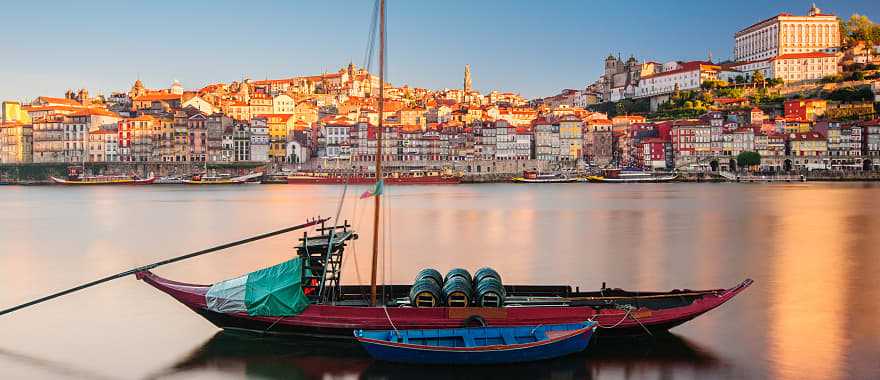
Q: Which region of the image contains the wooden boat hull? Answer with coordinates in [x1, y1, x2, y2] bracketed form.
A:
[287, 176, 461, 185]
[355, 323, 596, 364]
[511, 177, 579, 183]
[49, 176, 156, 185]
[586, 175, 678, 183]
[136, 271, 752, 339]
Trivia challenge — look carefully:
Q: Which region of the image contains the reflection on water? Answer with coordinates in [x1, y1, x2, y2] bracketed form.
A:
[154, 331, 726, 380]
[1, 184, 879, 379]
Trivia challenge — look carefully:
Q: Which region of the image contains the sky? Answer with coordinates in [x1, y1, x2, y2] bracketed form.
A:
[0, 0, 878, 102]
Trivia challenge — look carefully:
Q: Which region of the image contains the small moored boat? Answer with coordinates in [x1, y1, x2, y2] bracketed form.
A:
[511, 170, 579, 183]
[587, 169, 677, 183]
[184, 172, 263, 185]
[355, 322, 596, 364]
[50, 166, 155, 185]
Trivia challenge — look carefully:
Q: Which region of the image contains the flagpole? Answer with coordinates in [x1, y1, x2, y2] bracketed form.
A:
[370, 0, 385, 307]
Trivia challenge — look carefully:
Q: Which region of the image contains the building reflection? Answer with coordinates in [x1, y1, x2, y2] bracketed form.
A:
[768, 188, 848, 380]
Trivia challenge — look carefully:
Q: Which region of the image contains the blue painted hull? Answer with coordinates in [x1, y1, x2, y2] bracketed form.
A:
[356, 323, 595, 365]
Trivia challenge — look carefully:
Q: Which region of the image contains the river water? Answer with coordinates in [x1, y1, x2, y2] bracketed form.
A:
[0, 183, 878, 380]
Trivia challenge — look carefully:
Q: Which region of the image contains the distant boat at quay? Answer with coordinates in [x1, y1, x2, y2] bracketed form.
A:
[587, 169, 678, 183]
[183, 172, 263, 185]
[511, 170, 580, 183]
[287, 170, 461, 185]
[50, 166, 155, 185]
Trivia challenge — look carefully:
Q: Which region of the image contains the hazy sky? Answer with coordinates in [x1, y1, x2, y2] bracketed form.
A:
[0, 0, 877, 101]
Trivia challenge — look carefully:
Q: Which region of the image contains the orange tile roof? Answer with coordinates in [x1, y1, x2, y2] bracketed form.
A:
[35, 96, 82, 106]
[134, 93, 182, 101]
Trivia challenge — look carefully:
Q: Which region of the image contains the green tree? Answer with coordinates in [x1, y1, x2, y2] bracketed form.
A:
[752, 70, 765, 86]
[736, 151, 761, 172]
[735, 75, 745, 84]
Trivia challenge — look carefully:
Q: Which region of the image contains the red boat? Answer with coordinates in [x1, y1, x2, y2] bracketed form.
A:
[137, 271, 751, 339]
[287, 170, 461, 185]
[136, 222, 752, 340]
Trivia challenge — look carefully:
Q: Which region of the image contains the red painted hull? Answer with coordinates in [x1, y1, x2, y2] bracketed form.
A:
[137, 271, 752, 339]
[286, 175, 461, 185]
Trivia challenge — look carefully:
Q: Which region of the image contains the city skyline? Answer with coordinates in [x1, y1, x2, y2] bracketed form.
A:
[1, 0, 878, 101]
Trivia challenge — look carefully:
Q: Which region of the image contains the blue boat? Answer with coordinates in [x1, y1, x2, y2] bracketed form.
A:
[354, 321, 597, 365]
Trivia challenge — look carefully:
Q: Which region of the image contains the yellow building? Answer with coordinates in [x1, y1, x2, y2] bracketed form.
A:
[2, 101, 32, 124]
[0, 122, 34, 163]
[256, 114, 295, 161]
[558, 115, 584, 160]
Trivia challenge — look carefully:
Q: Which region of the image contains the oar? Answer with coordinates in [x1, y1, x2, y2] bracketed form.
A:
[0, 217, 329, 317]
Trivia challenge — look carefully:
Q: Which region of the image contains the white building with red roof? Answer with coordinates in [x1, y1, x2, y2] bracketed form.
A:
[734, 4, 840, 62]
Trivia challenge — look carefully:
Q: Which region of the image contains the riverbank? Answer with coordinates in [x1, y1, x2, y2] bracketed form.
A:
[4, 162, 880, 185]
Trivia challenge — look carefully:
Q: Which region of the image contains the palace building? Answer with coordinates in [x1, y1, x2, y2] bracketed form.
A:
[734, 4, 840, 62]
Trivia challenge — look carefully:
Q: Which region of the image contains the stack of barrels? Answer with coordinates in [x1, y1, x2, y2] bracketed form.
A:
[408, 267, 506, 307]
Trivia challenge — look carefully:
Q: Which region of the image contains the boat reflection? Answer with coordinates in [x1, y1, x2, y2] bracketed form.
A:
[155, 331, 728, 380]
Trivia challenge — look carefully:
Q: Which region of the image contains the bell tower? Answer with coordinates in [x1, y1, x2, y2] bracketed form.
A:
[464, 64, 472, 93]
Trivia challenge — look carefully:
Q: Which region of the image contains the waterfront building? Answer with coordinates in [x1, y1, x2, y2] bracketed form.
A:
[755, 132, 787, 160]
[721, 127, 756, 157]
[119, 115, 157, 162]
[249, 118, 269, 162]
[640, 137, 671, 169]
[862, 119, 880, 161]
[183, 109, 208, 162]
[788, 132, 828, 170]
[494, 120, 517, 160]
[475, 120, 496, 159]
[32, 116, 65, 163]
[154, 117, 175, 162]
[734, 4, 840, 62]
[671, 120, 714, 165]
[62, 109, 121, 163]
[88, 129, 118, 162]
[533, 117, 560, 161]
[825, 123, 863, 169]
[558, 115, 583, 161]
[514, 127, 533, 160]
[229, 122, 250, 162]
[260, 114, 295, 162]
[207, 114, 234, 162]
[585, 119, 613, 165]
[0, 122, 33, 163]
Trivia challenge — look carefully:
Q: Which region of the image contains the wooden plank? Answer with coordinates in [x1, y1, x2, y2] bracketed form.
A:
[447, 307, 508, 320]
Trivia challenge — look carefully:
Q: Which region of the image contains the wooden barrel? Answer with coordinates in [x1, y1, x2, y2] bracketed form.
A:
[413, 268, 443, 288]
[444, 268, 472, 286]
[474, 267, 502, 284]
[475, 277, 506, 307]
[442, 277, 472, 307]
[409, 278, 441, 307]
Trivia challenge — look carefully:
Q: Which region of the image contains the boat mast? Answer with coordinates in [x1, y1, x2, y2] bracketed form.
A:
[370, 0, 385, 306]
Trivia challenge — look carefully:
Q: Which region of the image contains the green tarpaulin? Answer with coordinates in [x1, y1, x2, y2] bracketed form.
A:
[205, 258, 310, 317]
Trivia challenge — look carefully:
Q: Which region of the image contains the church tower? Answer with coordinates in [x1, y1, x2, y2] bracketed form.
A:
[464, 64, 472, 93]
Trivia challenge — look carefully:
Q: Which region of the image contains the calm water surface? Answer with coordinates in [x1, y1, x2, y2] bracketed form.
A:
[0, 183, 878, 380]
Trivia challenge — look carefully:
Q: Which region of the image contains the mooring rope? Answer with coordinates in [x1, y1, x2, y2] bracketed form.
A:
[593, 304, 653, 335]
